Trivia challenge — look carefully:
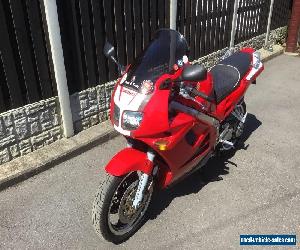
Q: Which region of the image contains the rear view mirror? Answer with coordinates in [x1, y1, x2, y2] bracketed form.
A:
[103, 41, 124, 76]
[181, 64, 207, 82]
[103, 41, 115, 58]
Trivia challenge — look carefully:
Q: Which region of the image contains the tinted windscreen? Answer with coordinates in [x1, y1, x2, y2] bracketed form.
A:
[123, 29, 188, 91]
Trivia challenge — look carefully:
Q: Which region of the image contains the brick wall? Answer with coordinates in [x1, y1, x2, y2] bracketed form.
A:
[286, 0, 300, 52]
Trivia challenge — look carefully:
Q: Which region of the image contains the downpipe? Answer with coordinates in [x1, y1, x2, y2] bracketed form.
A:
[132, 151, 155, 209]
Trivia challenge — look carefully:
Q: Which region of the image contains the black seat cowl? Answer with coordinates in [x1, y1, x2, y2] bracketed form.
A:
[218, 52, 252, 77]
[210, 52, 252, 103]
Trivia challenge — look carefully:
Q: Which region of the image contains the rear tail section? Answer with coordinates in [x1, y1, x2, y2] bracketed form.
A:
[240, 48, 264, 82]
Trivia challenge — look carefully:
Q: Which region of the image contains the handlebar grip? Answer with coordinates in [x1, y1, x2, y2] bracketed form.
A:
[187, 86, 215, 102]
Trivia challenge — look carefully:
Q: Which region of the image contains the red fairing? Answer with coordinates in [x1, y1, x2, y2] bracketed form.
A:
[105, 148, 153, 176]
[212, 79, 251, 120]
[132, 71, 183, 138]
[240, 47, 255, 54]
[210, 48, 260, 121]
[132, 89, 170, 137]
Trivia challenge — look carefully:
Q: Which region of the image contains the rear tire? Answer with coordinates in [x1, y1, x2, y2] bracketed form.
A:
[92, 173, 153, 244]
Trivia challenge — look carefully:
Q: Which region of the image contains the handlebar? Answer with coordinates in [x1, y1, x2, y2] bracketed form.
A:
[159, 79, 215, 103]
[184, 86, 215, 102]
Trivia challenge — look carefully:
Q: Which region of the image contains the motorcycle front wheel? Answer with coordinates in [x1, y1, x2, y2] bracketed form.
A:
[92, 172, 153, 244]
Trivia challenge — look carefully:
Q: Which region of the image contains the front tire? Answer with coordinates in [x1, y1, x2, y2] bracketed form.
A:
[92, 172, 153, 244]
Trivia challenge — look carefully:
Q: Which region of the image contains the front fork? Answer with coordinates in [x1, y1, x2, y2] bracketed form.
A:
[132, 151, 157, 209]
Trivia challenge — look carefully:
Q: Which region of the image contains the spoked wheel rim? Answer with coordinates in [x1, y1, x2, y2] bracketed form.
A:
[107, 172, 153, 236]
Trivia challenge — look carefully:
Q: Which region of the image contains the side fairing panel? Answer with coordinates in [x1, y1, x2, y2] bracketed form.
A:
[133, 90, 170, 137]
[105, 148, 153, 176]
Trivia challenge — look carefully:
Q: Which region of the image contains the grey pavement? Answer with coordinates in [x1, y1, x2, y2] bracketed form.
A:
[1, 54, 300, 250]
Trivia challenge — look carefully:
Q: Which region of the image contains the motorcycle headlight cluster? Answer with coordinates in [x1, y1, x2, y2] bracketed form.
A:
[122, 111, 143, 130]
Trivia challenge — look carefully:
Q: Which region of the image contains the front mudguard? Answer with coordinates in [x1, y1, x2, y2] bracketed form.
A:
[105, 148, 153, 176]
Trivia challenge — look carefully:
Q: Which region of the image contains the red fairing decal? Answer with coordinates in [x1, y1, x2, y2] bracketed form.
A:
[105, 148, 153, 176]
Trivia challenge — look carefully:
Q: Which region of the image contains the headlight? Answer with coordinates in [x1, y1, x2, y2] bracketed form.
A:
[113, 104, 120, 126]
[122, 111, 143, 130]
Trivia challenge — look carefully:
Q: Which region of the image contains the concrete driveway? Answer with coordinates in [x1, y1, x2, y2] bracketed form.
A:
[0, 54, 300, 249]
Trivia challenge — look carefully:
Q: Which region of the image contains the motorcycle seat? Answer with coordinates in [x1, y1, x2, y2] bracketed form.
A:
[210, 52, 252, 103]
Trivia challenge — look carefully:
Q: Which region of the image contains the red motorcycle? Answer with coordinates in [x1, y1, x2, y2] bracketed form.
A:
[92, 29, 264, 243]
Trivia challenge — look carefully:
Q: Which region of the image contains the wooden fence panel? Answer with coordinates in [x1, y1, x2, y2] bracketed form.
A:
[271, 0, 291, 30]
[0, 0, 55, 112]
[150, 0, 158, 37]
[0, 53, 9, 112]
[235, 0, 271, 44]
[91, 0, 108, 84]
[0, 0, 24, 109]
[124, 0, 134, 64]
[142, 0, 150, 48]
[190, 0, 197, 57]
[134, 0, 143, 57]
[57, 0, 170, 93]
[10, 0, 41, 103]
[78, 0, 98, 87]
[177, 0, 235, 60]
[114, 0, 126, 65]
[185, 0, 191, 47]
[26, 0, 53, 99]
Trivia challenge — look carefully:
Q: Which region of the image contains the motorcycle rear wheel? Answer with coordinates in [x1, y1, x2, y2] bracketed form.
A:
[92, 172, 153, 244]
[233, 101, 247, 139]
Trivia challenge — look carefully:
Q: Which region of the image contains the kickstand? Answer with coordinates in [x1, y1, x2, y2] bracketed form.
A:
[225, 160, 237, 167]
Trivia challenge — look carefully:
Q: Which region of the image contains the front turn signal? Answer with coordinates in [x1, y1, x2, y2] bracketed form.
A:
[154, 139, 169, 151]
